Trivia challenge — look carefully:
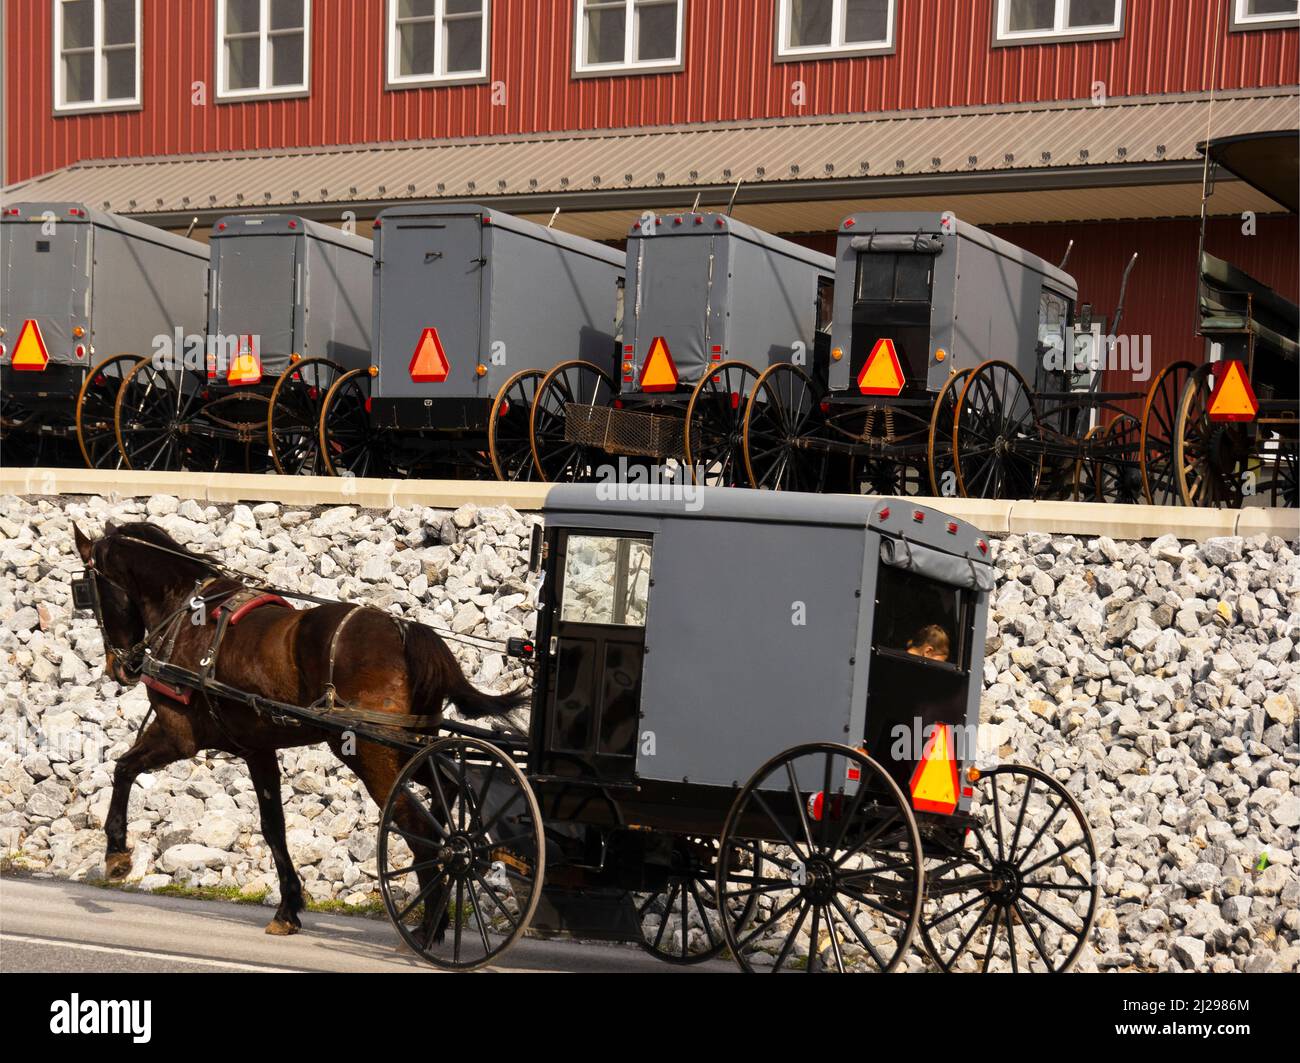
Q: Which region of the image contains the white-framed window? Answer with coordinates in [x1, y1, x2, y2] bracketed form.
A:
[574, 0, 684, 75]
[387, 0, 489, 86]
[216, 0, 310, 100]
[53, 0, 141, 112]
[776, 0, 895, 59]
[1230, 0, 1299, 29]
[994, 0, 1124, 44]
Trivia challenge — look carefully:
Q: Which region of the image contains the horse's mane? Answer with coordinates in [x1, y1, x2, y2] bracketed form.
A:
[105, 522, 222, 582]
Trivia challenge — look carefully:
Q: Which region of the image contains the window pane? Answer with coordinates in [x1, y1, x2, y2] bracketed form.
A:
[789, 0, 833, 46]
[226, 36, 260, 90]
[1066, 0, 1116, 27]
[398, 0, 435, 16]
[444, 16, 483, 72]
[399, 20, 436, 75]
[585, 4, 627, 65]
[105, 47, 136, 99]
[895, 256, 934, 302]
[1006, 0, 1056, 31]
[636, 1, 677, 61]
[63, 51, 95, 102]
[226, 0, 261, 35]
[1246, 0, 1298, 13]
[270, 32, 305, 86]
[874, 565, 964, 667]
[104, 0, 137, 45]
[845, 0, 890, 42]
[271, 0, 305, 29]
[445, 0, 482, 14]
[62, 0, 94, 49]
[561, 537, 652, 628]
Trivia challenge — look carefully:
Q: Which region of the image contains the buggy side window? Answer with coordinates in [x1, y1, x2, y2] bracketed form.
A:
[560, 536, 652, 627]
[873, 565, 969, 670]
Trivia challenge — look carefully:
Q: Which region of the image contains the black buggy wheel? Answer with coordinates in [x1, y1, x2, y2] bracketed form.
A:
[684, 360, 761, 487]
[741, 363, 832, 492]
[319, 368, 390, 479]
[488, 369, 544, 482]
[378, 737, 544, 972]
[953, 360, 1043, 500]
[927, 367, 972, 498]
[1140, 360, 1195, 505]
[268, 358, 343, 476]
[529, 360, 616, 483]
[75, 353, 136, 469]
[920, 765, 1098, 973]
[114, 358, 224, 472]
[716, 743, 924, 973]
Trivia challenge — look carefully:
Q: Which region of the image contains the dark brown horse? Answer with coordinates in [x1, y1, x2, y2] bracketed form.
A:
[73, 520, 522, 938]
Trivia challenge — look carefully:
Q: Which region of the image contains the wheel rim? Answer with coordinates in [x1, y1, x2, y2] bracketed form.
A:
[529, 361, 615, 483]
[685, 361, 760, 486]
[319, 370, 386, 478]
[927, 368, 971, 498]
[1174, 365, 1246, 508]
[489, 369, 544, 482]
[742, 364, 829, 493]
[1139, 360, 1194, 505]
[377, 738, 544, 972]
[953, 361, 1042, 500]
[920, 765, 1098, 973]
[1096, 414, 1142, 503]
[268, 359, 342, 476]
[717, 743, 924, 973]
[76, 354, 135, 469]
[114, 360, 219, 472]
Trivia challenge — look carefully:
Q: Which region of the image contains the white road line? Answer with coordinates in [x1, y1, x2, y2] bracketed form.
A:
[0, 933, 304, 973]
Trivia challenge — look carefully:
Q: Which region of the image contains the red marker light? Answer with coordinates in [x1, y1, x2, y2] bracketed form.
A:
[288, 220, 297, 229]
[844, 218, 856, 228]
[74, 345, 86, 358]
[373, 219, 382, 229]
[217, 223, 227, 230]
[913, 510, 925, 523]
[947, 522, 958, 534]
[977, 540, 988, 554]
[879, 507, 890, 521]
[695, 216, 704, 225]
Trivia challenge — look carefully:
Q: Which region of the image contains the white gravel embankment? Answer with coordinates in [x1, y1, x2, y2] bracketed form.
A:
[0, 493, 1297, 972]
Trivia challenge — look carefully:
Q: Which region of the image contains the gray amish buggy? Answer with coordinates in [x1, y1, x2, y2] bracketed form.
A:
[527, 211, 835, 486]
[365, 488, 1099, 972]
[113, 214, 373, 475]
[738, 209, 1185, 503]
[0, 202, 209, 469]
[318, 204, 625, 481]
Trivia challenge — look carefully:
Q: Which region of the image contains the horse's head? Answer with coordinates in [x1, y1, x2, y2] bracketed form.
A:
[74, 521, 147, 685]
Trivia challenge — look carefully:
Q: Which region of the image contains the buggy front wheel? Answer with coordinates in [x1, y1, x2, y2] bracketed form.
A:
[75, 353, 137, 469]
[268, 357, 343, 476]
[378, 737, 545, 972]
[716, 743, 924, 973]
[489, 369, 544, 482]
[685, 360, 761, 487]
[529, 360, 616, 483]
[920, 765, 1098, 973]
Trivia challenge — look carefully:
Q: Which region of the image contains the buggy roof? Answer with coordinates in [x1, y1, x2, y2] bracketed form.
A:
[1198, 130, 1299, 213]
[626, 212, 835, 273]
[212, 213, 374, 254]
[1, 201, 209, 259]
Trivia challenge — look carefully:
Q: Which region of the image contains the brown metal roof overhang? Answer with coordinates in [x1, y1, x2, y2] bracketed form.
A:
[3, 87, 1296, 229]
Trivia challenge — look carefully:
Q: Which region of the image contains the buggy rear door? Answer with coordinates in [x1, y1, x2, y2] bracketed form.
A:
[630, 234, 717, 389]
[213, 233, 298, 379]
[1, 215, 91, 365]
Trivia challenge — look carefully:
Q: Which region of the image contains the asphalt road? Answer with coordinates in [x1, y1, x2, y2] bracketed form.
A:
[0, 876, 732, 974]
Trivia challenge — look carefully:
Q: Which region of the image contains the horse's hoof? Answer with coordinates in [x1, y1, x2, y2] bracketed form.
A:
[104, 852, 132, 881]
[265, 919, 300, 937]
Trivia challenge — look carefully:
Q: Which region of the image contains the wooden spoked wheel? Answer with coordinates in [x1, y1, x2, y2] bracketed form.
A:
[1072, 424, 1106, 502]
[75, 353, 137, 469]
[1139, 360, 1195, 505]
[1267, 430, 1299, 507]
[920, 766, 1098, 973]
[529, 360, 616, 483]
[927, 368, 972, 499]
[488, 369, 544, 482]
[318, 369, 389, 479]
[952, 361, 1043, 500]
[114, 359, 223, 472]
[716, 743, 924, 973]
[377, 737, 544, 972]
[742, 363, 832, 493]
[1173, 363, 1253, 508]
[1075, 413, 1143, 504]
[267, 358, 344, 476]
[684, 360, 761, 487]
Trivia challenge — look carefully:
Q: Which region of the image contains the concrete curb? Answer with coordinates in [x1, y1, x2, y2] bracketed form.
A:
[2, 468, 1296, 542]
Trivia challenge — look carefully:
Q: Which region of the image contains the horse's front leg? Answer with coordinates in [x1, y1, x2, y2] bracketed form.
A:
[245, 750, 305, 936]
[104, 714, 189, 881]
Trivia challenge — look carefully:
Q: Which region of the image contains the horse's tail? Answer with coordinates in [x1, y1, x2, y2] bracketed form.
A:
[402, 621, 528, 723]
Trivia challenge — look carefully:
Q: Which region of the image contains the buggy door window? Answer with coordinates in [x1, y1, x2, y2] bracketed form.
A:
[873, 564, 969, 670]
[547, 535, 652, 773]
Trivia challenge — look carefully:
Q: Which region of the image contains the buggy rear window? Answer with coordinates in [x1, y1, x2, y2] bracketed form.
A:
[872, 564, 971, 670]
[855, 252, 934, 304]
[560, 535, 652, 627]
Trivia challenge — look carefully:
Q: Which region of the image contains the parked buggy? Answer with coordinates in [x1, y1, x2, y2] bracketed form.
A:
[319, 205, 625, 482]
[528, 212, 836, 487]
[113, 214, 373, 474]
[0, 202, 209, 468]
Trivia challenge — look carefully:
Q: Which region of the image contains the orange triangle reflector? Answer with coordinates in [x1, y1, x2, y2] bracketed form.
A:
[11, 319, 50, 372]
[639, 337, 678, 393]
[227, 336, 262, 386]
[858, 337, 906, 396]
[1207, 361, 1259, 423]
[910, 723, 959, 815]
[409, 327, 450, 384]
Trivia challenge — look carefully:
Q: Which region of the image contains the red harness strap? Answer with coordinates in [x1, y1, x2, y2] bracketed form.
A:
[224, 593, 293, 626]
[143, 677, 193, 705]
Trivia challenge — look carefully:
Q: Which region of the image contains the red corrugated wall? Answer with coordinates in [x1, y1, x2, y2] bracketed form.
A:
[7, 0, 1299, 184]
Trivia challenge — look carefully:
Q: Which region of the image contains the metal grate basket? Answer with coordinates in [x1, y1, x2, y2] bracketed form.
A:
[564, 403, 687, 460]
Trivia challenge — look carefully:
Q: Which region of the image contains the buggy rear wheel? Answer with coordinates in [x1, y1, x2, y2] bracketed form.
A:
[529, 360, 616, 483]
[76, 353, 136, 469]
[319, 368, 390, 479]
[267, 358, 343, 476]
[716, 743, 924, 973]
[685, 360, 760, 486]
[741, 363, 832, 493]
[114, 358, 223, 472]
[952, 360, 1043, 500]
[488, 369, 544, 482]
[920, 765, 1098, 973]
[1173, 363, 1251, 507]
[1075, 413, 1142, 504]
[1139, 360, 1194, 505]
[378, 737, 544, 972]
[927, 367, 972, 498]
